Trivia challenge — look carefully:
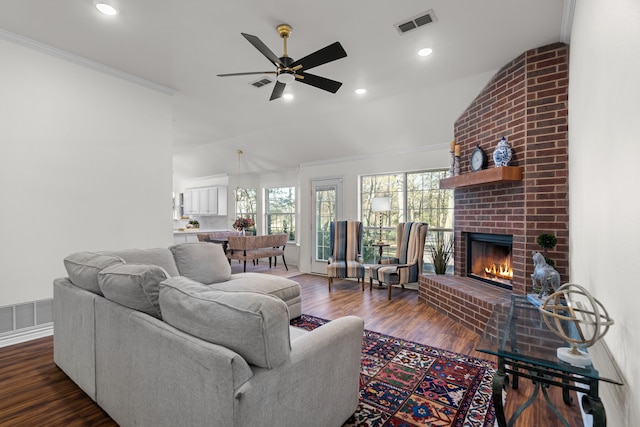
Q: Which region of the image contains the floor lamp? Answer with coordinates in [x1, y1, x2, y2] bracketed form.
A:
[371, 197, 391, 244]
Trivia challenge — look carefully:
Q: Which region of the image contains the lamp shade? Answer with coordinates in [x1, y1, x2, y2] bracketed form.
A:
[371, 197, 391, 212]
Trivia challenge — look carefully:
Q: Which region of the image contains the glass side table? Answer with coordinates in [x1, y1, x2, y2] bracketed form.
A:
[476, 294, 623, 427]
[371, 243, 390, 264]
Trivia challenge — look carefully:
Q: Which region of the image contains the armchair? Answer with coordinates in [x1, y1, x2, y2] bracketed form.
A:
[327, 221, 365, 291]
[369, 222, 428, 300]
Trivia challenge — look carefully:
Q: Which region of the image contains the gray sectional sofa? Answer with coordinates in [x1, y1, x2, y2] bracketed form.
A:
[53, 242, 364, 427]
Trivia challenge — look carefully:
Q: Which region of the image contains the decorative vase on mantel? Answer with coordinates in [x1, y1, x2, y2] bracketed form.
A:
[493, 136, 512, 167]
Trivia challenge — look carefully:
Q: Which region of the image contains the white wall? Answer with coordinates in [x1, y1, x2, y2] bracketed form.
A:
[0, 39, 173, 306]
[569, 1, 639, 424]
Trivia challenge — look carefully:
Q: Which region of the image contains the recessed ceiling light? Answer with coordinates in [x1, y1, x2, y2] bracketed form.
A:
[283, 93, 294, 100]
[96, 3, 118, 15]
[418, 48, 433, 57]
[355, 88, 367, 95]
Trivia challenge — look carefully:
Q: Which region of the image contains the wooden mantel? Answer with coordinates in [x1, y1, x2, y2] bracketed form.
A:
[439, 166, 523, 189]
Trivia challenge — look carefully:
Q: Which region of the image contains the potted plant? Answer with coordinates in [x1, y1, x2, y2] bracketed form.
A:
[187, 220, 199, 229]
[430, 233, 453, 274]
[536, 233, 557, 267]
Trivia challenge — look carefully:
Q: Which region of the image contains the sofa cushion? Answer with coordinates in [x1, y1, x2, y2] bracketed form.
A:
[98, 263, 169, 318]
[63, 252, 125, 295]
[159, 276, 291, 368]
[209, 273, 300, 303]
[169, 243, 231, 284]
[101, 248, 179, 277]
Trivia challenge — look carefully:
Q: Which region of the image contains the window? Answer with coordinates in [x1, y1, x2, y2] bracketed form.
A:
[361, 173, 404, 251]
[315, 186, 337, 261]
[235, 188, 257, 233]
[360, 170, 454, 270]
[406, 171, 453, 228]
[266, 186, 296, 241]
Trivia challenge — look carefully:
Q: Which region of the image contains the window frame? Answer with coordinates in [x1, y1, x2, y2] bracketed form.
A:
[265, 186, 296, 242]
[359, 169, 454, 271]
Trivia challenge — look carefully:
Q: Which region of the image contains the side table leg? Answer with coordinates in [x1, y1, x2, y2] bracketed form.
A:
[582, 395, 607, 427]
[562, 376, 573, 405]
[493, 358, 508, 427]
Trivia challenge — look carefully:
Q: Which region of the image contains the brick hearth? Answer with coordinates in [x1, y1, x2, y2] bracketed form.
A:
[419, 275, 510, 335]
[419, 42, 569, 332]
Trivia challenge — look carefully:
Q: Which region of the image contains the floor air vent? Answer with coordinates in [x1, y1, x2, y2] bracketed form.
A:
[251, 78, 273, 88]
[395, 10, 437, 35]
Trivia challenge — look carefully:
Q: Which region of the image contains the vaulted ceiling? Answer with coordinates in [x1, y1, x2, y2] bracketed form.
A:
[0, 0, 569, 177]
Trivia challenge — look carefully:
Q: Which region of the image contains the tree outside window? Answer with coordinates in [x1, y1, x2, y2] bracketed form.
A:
[266, 186, 295, 241]
[360, 170, 453, 269]
[235, 188, 257, 234]
[361, 174, 403, 258]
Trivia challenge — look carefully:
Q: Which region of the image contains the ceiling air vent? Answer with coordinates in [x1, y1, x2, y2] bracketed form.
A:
[394, 9, 437, 35]
[251, 78, 273, 88]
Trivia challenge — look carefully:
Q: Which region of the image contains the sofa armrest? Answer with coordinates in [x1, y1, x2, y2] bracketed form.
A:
[53, 278, 100, 401]
[235, 316, 364, 427]
[394, 262, 417, 272]
[94, 298, 253, 427]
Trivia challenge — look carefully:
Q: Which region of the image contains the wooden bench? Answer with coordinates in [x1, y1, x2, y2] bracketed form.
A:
[226, 234, 288, 272]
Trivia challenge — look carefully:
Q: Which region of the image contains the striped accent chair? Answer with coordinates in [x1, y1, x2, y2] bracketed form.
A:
[369, 222, 428, 300]
[327, 221, 365, 291]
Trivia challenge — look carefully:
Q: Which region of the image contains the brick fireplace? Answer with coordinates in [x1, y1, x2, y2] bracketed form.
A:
[419, 42, 569, 334]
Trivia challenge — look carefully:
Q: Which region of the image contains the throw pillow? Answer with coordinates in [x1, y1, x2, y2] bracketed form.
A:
[100, 248, 180, 277]
[98, 263, 169, 318]
[169, 242, 231, 284]
[159, 276, 291, 368]
[63, 252, 125, 295]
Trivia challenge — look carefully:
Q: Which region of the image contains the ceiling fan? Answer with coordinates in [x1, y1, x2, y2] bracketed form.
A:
[217, 24, 347, 101]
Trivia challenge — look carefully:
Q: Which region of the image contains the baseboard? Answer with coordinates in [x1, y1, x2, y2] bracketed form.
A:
[0, 323, 53, 348]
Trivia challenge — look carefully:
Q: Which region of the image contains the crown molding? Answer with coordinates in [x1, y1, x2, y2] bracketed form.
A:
[0, 28, 176, 95]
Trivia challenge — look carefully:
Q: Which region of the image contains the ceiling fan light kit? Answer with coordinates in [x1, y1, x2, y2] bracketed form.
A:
[276, 70, 295, 84]
[217, 23, 347, 101]
[95, 2, 118, 15]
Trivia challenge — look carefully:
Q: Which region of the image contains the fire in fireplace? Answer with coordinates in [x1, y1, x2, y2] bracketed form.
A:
[466, 233, 513, 289]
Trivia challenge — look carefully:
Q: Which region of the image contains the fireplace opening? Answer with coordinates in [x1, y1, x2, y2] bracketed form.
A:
[467, 233, 513, 290]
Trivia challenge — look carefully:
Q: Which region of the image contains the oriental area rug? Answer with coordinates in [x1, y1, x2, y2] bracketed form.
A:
[291, 315, 498, 427]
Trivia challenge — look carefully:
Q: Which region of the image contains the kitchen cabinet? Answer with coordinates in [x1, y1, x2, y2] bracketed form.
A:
[199, 187, 218, 215]
[183, 186, 227, 216]
[183, 189, 199, 215]
[173, 233, 200, 244]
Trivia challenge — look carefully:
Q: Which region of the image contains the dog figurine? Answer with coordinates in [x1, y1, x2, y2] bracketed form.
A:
[531, 252, 561, 298]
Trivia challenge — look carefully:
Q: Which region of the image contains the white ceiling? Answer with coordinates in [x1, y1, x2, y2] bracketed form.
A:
[0, 0, 569, 177]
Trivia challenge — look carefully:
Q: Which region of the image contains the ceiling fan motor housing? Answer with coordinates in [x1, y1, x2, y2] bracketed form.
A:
[276, 56, 295, 83]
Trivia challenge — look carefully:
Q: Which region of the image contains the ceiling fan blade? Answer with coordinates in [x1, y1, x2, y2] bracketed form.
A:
[217, 71, 276, 77]
[269, 81, 286, 101]
[290, 42, 347, 71]
[295, 72, 342, 94]
[241, 33, 284, 67]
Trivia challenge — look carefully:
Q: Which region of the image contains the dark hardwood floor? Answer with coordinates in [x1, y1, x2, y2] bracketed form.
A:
[0, 264, 583, 426]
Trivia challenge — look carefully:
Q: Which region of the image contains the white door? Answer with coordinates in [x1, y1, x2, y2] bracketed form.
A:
[311, 178, 343, 274]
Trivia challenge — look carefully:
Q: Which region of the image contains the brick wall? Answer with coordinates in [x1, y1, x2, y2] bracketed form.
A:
[452, 42, 569, 296]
